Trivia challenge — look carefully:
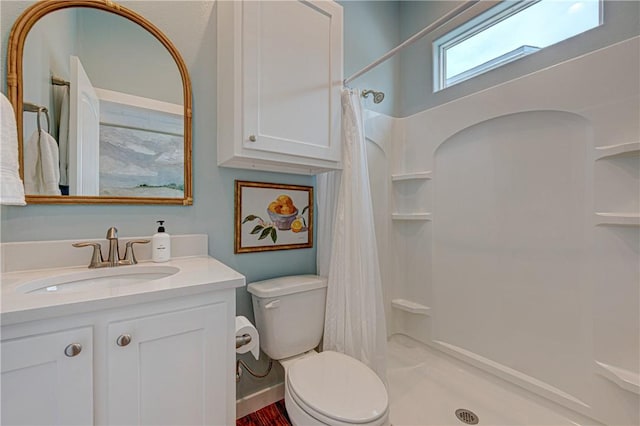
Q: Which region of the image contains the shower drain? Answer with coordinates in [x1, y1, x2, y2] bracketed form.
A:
[455, 408, 479, 425]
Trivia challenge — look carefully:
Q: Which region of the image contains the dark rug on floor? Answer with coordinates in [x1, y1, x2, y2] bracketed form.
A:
[236, 399, 291, 426]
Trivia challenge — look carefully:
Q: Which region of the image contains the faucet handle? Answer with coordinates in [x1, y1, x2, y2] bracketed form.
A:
[72, 242, 105, 268]
[121, 240, 150, 265]
[106, 227, 118, 240]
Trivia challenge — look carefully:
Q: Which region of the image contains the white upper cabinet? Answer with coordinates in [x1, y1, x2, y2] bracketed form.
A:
[218, 0, 343, 174]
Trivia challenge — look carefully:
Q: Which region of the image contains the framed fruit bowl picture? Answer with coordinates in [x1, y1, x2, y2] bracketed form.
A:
[235, 180, 314, 253]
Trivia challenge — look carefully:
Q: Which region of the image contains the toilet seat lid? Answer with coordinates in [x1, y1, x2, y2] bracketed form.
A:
[287, 351, 388, 424]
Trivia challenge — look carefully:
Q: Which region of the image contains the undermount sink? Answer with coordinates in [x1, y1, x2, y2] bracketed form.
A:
[17, 265, 180, 294]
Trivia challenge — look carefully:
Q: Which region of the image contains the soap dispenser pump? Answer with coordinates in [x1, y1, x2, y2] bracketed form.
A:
[152, 220, 171, 263]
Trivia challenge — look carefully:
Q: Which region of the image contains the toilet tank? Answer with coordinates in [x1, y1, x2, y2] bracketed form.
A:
[247, 275, 327, 360]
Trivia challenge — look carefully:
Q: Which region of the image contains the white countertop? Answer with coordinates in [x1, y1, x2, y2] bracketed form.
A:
[1, 256, 246, 326]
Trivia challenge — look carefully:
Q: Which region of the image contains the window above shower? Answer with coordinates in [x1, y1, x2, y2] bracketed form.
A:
[433, 0, 603, 91]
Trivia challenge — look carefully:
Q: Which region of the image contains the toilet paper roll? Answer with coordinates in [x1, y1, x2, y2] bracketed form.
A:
[235, 316, 259, 360]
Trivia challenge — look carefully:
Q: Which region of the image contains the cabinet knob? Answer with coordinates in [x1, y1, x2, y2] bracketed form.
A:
[116, 334, 132, 347]
[64, 343, 82, 357]
[248, 135, 257, 142]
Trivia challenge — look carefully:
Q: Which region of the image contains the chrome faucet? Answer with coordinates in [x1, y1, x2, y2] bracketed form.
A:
[73, 227, 150, 268]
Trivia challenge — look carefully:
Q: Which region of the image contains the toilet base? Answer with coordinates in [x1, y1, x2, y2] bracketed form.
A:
[285, 383, 323, 426]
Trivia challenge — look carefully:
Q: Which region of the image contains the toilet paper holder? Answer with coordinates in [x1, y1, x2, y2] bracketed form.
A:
[236, 333, 252, 349]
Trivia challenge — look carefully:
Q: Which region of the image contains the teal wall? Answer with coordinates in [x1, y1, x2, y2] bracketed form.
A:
[397, 0, 640, 116]
[340, 0, 640, 118]
[340, 0, 401, 117]
[77, 8, 183, 104]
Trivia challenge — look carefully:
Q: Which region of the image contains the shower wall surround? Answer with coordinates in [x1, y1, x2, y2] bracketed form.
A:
[373, 38, 639, 425]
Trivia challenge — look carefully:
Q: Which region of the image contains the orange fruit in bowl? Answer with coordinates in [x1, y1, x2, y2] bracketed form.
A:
[268, 201, 280, 213]
[291, 219, 304, 233]
[277, 195, 292, 204]
[280, 205, 293, 215]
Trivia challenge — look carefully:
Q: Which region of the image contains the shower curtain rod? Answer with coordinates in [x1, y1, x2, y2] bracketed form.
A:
[344, 0, 480, 85]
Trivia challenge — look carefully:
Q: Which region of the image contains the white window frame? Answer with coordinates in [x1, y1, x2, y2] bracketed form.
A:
[433, 0, 603, 91]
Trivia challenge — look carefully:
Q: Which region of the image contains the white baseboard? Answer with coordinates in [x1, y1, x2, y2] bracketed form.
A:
[236, 383, 285, 419]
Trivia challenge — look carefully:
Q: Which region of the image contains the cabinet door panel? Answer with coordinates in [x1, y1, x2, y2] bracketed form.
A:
[107, 303, 228, 426]
[243, 0, 342, 161]
[1, 327, 93, 426]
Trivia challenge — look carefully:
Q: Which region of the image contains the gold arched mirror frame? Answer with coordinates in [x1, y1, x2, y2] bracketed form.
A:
[7, 0, 193, 205]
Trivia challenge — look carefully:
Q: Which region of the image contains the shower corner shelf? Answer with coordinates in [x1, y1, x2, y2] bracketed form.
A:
[391, 299, 431, 316]
[594, 142, 640, 160]
[391, 171, 432, 182]
[392, 213, 432, 221]
[595, 361, 640, 395]
[594, 213, 640, 226]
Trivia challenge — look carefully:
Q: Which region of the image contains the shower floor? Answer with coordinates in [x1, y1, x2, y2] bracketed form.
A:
[387, 335, 599, 426]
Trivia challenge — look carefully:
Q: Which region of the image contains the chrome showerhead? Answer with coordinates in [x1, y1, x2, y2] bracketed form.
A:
[361, 89, 385, 104]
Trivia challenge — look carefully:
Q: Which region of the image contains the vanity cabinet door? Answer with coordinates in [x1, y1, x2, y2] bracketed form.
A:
[106, 303, 229, 425]
[1, 327, 93, 426]
[217, 0, 343, 174]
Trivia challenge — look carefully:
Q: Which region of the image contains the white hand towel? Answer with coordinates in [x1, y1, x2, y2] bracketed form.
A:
[24, 130, 61, 196]
[0, 93, 26, 205]
[23, 130, 40, 194]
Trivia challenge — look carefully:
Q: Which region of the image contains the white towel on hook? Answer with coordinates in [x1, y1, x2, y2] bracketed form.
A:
[0, 92, 26, 205]
[24, 129, 61, 196]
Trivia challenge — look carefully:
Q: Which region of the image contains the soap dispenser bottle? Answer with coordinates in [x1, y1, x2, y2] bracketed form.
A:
[152, 220, 171, 263]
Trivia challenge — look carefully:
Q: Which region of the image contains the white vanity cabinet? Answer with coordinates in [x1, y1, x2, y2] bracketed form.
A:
[1, 288, 237, 426]
[217, 0, 343, 174]
[2, 238, 245, 426]
[1, 327, 94, 426]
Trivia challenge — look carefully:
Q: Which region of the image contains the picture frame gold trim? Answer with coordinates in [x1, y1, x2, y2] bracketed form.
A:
[235, 180, 313, 254]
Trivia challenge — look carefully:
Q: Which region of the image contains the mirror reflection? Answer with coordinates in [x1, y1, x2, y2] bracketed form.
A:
[22, 7, 185, 198]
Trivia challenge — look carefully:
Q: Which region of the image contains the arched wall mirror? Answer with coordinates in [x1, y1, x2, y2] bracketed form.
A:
[7, 0, 192, 205]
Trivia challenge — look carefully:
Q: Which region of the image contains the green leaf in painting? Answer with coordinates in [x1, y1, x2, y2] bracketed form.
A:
[258, 227, 272, 240]
[250, 225, 264, 235]
[270, 227, 277, 243]
[242, 215, 259, 224]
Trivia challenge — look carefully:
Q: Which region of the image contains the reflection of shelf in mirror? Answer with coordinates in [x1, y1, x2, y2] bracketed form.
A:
[391, 299, 431, 316]
[595, 142, 640, 160]
[595, 361, 640, 395]
[391, 171, 432, 182]
[594, 213, 640, 226]
[392, 213, 432, 221]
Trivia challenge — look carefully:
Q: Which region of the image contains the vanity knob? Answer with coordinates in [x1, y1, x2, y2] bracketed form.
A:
[64, 343, 82, 357]
[248, 135, 257, 142]
[116, 334, 132, 347]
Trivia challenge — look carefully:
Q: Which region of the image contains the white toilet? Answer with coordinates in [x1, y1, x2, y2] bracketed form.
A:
[248, 275, 389, 426]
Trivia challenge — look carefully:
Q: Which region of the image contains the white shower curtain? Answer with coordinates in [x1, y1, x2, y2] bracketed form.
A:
[320, 89, 387, 382]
